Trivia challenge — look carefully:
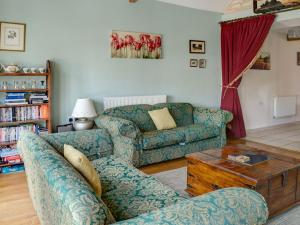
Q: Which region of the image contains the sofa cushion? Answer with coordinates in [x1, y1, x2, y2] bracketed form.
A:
[103, 104, 159, 132]
[142, 128, 186, 150]
[184, 124, 220, 143]
[148, 107, 177, 130]
[92, 156, 185, 221]
[155, 103, 194, 127]
[92, 156, 147, 193]
[64, 144, 102, 197]
[102, 176, 185, 221]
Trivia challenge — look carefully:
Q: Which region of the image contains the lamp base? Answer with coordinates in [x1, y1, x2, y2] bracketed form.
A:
[73, 118, 94, 131]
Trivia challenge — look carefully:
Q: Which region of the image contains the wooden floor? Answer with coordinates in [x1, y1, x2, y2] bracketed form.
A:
[0, 173, 40, 225]
[2, 139, 300, 225]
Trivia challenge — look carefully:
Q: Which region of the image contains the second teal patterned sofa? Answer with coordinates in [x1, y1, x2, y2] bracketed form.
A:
[95, 103, 233, 167]
[19, 130, 268, 225]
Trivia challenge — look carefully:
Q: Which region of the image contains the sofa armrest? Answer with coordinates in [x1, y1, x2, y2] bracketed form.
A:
[41, 129, 113, 161]
[116, 188, 268, 225]
[95, 115, 142, 166]
[95, 115, 141, 139]
[193, 107, 233, 127]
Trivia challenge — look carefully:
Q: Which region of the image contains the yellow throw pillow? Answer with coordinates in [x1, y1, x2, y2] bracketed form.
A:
[148, 107, 177, 130]
[64, 144, 102, 197]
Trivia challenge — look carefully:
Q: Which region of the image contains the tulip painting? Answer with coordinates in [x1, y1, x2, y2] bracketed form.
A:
[111, 31, 162, 59]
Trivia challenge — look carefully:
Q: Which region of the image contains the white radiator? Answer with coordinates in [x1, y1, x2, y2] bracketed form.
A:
[273, 96, 297, 118]
[103, 95, 167, 110]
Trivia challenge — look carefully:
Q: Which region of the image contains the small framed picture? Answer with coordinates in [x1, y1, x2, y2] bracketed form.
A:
[0, 22, 26, 52]
[190, 59, 198, 67]
[189, 40, 205, 54]
[298, 52, 300, 66]
[199, 59, 207, 68]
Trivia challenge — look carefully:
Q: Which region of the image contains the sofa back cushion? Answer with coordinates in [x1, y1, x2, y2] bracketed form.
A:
[103, 103, 194, 132]
[42, 129, 113, 161]
[103, 104, 159, 132]
[155, 103, 194, 127]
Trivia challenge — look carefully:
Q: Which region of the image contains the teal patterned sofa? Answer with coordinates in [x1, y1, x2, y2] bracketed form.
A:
[19, 130, 268, 225]
[95, 103, 233, 167]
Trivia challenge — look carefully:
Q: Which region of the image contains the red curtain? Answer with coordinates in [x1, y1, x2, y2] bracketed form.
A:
[221, 14, 275, 138]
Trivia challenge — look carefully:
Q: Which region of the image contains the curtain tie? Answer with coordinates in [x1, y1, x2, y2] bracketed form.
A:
[221, 85, 238, 99]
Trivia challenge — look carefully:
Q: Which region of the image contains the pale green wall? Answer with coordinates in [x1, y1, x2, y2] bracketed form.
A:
[0, 0, 222, 128]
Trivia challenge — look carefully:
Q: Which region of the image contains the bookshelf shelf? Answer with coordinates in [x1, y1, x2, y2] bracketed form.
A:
[0, 162, 23, 168]
[0, 72, 49, 77]
[0, 119, 48, 127]
[0, 89, 48, 93]
[0, 141, 17, 147]
[0, 103, 48, 108]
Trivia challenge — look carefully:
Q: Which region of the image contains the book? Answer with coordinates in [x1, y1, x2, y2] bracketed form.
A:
[0, 149, 18, 158]
[6, 96, 26, 100]
[6, 92, 26, 97]
[1, 164, 24, 174]
[40, 105, 49, 119]
[3, 155, 21, 161]
[228, 153, 269, 166]
[0, 124, 38, 142]
[0, 106, 44, 122]
[29, 93, 48, 104]
[5, 98, 27, 102]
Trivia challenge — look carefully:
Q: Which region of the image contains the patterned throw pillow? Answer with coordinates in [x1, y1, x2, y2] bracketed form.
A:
[148, 107, 177, 130]
[64, 144, 102, 197]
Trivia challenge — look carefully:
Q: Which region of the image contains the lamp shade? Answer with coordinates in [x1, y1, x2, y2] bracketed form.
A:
[72, 98, 97, 118]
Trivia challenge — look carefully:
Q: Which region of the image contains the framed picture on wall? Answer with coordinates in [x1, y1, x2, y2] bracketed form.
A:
[199, 59, 207, 68]
[189, 40, 205, 54]
[253, 0, 300, 14]
[111, 30, 162, 59]
[190, 59, 198, 67]
[251, 52, 271, 70]
[297, 52, 300, 66]
[0, 22, 26, 52]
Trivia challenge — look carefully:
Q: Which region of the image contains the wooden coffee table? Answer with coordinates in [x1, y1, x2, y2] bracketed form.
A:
[186, 144, 300, 217]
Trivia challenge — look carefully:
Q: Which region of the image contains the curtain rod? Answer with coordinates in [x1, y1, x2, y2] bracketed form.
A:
[219, 13, 276, 24]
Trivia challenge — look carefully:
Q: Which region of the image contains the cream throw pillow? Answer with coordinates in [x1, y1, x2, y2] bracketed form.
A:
[64, 144, 102, 197]
[148, 107, 177, 130]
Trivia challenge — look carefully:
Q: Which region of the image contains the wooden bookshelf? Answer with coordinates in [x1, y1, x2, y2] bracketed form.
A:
[0, 61, 53, 174]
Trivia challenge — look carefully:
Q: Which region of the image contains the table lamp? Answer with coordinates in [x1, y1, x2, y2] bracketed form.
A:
[72, 98, 97, 131]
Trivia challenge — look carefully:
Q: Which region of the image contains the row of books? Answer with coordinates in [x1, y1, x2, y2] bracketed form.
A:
[0, 145, 22, 164]
[0, 145, 24, 174]
[4, 92, 48, 106]
[0, 106, 44, 122]
[5, 92, 27, 105]
[29, 93, 48, 104]
[0, 124, 38, 143]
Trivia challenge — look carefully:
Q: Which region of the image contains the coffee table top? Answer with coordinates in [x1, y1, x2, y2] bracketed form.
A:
[186, 144, 300, 182]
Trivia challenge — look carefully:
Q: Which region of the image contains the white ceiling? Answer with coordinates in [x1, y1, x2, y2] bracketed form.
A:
[156, 0, 230, 13]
